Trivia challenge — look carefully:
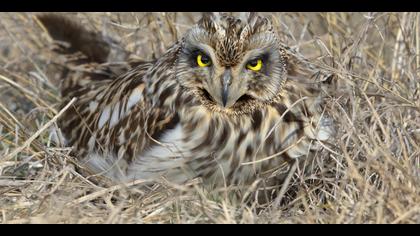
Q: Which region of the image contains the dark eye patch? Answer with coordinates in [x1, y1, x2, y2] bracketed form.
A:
[249, 52, 270, 64]
[247, 58, 260, 67]
[246, 53, 271, 74]
[199, 54, 211, 65]
[190, 50, 211, 67]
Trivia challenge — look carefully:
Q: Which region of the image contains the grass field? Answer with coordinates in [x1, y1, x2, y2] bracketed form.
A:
[0, 12, 419, 223]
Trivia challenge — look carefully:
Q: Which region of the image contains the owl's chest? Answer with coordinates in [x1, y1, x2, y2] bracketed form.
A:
[148, 107, 291, 181]
[128, 104, 311, 184]
[145, 115, 263, 159]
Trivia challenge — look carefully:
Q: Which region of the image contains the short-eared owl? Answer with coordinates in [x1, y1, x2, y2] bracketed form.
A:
[38, 13, 333, 188]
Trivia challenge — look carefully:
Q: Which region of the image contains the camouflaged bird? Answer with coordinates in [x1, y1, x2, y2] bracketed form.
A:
[38, 13, 334, 188]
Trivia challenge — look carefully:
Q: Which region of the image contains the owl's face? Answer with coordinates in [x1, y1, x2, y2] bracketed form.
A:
[176, 13, 288, 113]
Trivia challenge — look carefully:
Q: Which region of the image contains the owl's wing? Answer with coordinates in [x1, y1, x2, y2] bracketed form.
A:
[38, 14, 165, 160]
[281, 47, 336, 147]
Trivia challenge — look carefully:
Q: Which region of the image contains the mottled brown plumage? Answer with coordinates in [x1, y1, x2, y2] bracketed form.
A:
[38, 13, 334, 188]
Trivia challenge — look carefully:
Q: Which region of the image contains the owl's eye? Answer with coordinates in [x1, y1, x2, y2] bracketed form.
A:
[197, 54, 212, 67]
[246, 59, 263, 71]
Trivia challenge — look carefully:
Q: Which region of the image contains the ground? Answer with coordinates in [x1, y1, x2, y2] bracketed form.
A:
[0, 12, 419, 223]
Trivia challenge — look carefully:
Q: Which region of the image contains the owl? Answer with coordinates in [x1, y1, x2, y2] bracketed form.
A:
[38, 13, 333, 189]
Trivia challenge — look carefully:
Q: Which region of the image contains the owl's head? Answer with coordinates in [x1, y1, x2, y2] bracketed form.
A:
[176, 12, 288, 113]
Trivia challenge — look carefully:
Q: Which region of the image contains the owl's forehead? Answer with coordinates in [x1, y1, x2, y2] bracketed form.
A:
[210, 17, 248, 66]
[187, 16, 253, 66]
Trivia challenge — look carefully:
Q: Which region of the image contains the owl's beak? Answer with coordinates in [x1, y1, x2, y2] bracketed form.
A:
[221, 69, 232, 107]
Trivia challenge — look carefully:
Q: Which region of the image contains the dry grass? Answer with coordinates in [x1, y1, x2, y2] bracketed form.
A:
[0, 12, 419, 224]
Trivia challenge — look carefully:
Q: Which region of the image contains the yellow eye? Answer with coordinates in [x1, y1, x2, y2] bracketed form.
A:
[246, 59, 263, 71]
[197, 54, 211, 67]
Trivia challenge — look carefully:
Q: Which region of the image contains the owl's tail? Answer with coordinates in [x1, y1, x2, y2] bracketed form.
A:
[37, 13, 128, 65]
[36, 14, 146, 98]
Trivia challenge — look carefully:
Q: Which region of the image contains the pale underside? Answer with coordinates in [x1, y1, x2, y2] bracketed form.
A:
[76, 80, 334, 186]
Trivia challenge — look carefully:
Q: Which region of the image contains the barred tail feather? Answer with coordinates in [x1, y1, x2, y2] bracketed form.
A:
[37, 14, 135, 97]
[37, 13, 113, 64]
